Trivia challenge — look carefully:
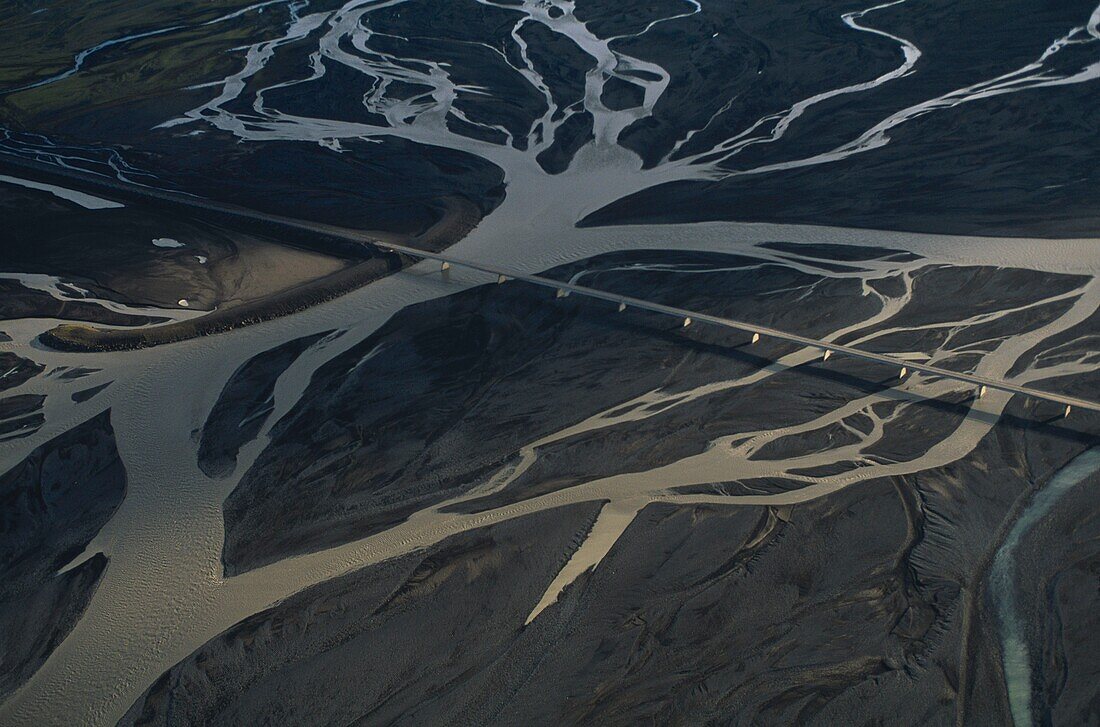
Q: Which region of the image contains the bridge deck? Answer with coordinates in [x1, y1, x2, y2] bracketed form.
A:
[2, 155, 1096, 414]
[379, 241, 1100, 415]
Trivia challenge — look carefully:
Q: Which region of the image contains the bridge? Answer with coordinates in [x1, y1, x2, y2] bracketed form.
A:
[3, 154, 1098, 416]
[376, 240, 1100, 416]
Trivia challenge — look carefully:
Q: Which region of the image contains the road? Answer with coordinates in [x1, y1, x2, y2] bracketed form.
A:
[3, 154, 1098, 414]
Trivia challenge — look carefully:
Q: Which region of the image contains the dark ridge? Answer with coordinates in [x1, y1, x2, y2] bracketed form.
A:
[39, 257, 400, 352]
[198, 331, 330, 478]
[0, 410, 126, 698]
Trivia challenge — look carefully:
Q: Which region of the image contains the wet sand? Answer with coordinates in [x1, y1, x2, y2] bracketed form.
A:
[0, 0, 1099, 722]
[1, 162, 484, 351]
[2, 208, 1097, 725]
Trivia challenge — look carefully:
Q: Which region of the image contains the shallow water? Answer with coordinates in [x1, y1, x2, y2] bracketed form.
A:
[1, 0, 1099, 723]
[0, 174, 123, 209]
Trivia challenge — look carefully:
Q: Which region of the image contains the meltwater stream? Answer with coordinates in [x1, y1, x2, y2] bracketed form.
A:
[1, 0, 1100, 723]
[988, 446, 1100, 727]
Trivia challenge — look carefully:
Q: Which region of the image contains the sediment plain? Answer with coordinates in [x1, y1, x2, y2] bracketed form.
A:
[1, 0, 1099, 724]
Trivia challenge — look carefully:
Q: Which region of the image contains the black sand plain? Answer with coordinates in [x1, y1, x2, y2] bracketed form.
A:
[1, 0, 1099, 724]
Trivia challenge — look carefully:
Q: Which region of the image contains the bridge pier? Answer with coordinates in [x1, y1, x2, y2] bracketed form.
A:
[365, 236, 1095, 417]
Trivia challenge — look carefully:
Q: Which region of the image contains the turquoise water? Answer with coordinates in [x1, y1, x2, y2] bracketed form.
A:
[987, 447, 1100, 726]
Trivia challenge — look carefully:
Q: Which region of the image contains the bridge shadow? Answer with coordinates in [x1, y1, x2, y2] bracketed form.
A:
[556, 291, 1100, 448]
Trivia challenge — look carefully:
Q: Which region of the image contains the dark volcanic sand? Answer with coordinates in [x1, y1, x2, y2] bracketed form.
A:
[1, 1, 1098, 722]
[0, 393, 45, 441]
[1, 163, 488, 351]
[120, 502, 605, 726]
[126, 407, 1096, 724]
[0, 410, 127, 699]
[218, 248, 883, 574]
[7, 0, 1098, 237]
[198, 331, 330, 478]
[0, 176, 352, 322]
[0, 351, 43, 393]
[585, 0, 1100, 237]
[215, 246, 1096, 576]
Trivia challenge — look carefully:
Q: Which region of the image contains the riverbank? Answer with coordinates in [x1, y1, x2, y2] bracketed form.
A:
[0, 158, 483, 352]
[40, 256, 400, 352]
